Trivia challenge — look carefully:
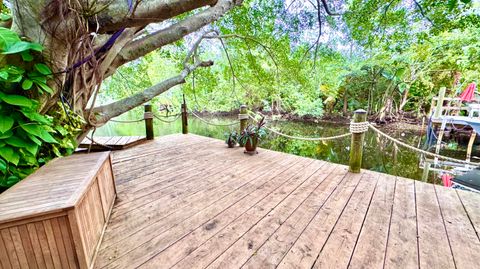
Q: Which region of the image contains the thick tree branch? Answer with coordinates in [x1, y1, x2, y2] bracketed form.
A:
[94, 0, 218, 32]
[109, 0, 242, 71]
[92, 60, 213, 124]
[91, 33, 215, 125]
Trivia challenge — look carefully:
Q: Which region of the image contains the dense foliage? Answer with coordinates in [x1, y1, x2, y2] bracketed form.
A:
[101, 0, 480, 121]
[0, 27, 81, 188]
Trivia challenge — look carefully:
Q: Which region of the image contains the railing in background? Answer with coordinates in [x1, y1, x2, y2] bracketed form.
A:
[107, 100, 479, 176]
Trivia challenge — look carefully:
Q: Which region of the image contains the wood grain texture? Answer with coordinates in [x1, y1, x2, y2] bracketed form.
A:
[90, 134, 480, 269]
[1, 134, 478, 269]
[0, 151, 116, 269]
[79, 136, 147, 151]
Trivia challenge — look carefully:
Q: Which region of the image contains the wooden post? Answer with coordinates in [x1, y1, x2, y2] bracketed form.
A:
[433, 87, 446, 118]
[239, 105, 248, 133]
[239, 105, 248, 146]
[181, 95, 188, 134]
[422, 162, 431, 182]
[466, 130, 477, 162]
[349, 109, 367, 173]
[144, 103, 154, 140]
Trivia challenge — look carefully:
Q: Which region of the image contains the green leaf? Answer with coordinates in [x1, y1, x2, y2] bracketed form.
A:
[20, 51, 33, 62]
[34, 63, 51, 75]
[0, 146, 20, 165]
[22, 79, 33, 90]
[448, 0, 458, 10]
[26, 133, 42, 145]
[6, 175, 20, 186]
[0, 70, 8, 80]
[2, 41, 37, 54]
[5, 136, 30, 148]
[0, 116, 14, 133]
[0, 92, 33, 107]
[35, 81, 53, 94]
[20, 124, 57, 143]
[20, 110, 51, 124]
[0, 159, 6, 172]
[0, 14, 11, 21]
[0, 27, 21, 51]
[0, 130, 12, 139]
[24, 143, 39, 156]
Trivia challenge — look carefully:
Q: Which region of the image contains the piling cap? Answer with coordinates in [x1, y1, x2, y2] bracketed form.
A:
[354, 109, 367, 114]
[240, 104, 247, 109]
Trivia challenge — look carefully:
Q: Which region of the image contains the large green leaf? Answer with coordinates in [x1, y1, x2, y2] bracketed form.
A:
[24, 143, 39, 156]
[0, 27, 21, 51]
[0, 146, 20, 165]
[2, 41, 42, 55]
[0, 92, 33, 107]
[0, 159, 6, 172]
[20, 110, 51, 124]
[5, 136, 30, 148]
[0, 130, 13, 139]
[22, 79, 33, 90]
[34, 63, 51, 75]
[0, 116, 14, 133]
[20, 124, 57, 143]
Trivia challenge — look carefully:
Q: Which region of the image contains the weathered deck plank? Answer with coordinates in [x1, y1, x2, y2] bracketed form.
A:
[79, 136, 146, 151]
[93, 134, 480, 269]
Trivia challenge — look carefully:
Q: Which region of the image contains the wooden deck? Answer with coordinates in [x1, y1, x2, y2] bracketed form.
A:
[79, 136, 146, 151]
[94, 134, 480, 269]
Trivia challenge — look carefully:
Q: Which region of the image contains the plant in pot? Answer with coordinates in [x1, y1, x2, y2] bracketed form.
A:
[225, 131, 238, 148]
[239, 117, 267, 155]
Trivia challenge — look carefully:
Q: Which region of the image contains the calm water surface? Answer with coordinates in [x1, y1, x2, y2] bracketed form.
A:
[95, 113, 472, 184]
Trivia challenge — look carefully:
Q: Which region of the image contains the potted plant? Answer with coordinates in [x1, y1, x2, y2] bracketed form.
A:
[225, 131, 238, 148]
[239, 117, 267, 155]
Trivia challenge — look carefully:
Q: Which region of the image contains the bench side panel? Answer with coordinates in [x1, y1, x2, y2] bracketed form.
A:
[69, 157, 116, 269]
[0, 215, 78, 269]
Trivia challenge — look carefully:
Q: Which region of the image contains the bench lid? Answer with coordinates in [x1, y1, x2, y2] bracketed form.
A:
[0, 151, 111, 225]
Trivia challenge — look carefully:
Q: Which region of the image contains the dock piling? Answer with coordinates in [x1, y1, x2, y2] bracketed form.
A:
[239, 105, 248, 146]
[144, 103, 154, 140]
[349, 109, 367, 173]
[182, 95, 188, 134]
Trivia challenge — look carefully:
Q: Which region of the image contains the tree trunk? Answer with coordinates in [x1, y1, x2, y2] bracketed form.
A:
[10, 0, 243, 138]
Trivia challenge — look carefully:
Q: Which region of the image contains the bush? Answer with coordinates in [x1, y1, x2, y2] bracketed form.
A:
[0, 27, 81, 188]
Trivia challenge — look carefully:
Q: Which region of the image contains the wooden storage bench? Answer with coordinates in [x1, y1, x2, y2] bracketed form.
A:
[0, 152, 116, 269]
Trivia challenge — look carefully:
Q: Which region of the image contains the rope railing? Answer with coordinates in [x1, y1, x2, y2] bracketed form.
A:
[109, 113, 181, 124]
[368, 123, 480, 166]
[248, 113, 351, 141]
[248, 110, 479, 167]
[190, 110, 238, 127]
[153, 113, 181, 123]
[110, 118, 144, 123]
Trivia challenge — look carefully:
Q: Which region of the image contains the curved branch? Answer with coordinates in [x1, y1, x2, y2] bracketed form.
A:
[91, 60, 213, 124]
[320, 0, 343, 16]
[109, 0, 242, 71]
[93, 0, 218, 32]
[91, 33, 216, 124]
[413, 0, 434, 25]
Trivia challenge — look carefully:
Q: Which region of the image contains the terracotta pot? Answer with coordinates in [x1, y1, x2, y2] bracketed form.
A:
[244, 135, 258, 153]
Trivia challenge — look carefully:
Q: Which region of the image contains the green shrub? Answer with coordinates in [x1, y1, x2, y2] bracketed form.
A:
[0, 27, 81, 188]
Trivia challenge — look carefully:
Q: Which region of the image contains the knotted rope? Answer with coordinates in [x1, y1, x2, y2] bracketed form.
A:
[350, 121, 369, 134]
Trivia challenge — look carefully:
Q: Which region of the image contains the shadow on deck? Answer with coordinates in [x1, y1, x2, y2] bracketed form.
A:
[94, 134, 480, 269]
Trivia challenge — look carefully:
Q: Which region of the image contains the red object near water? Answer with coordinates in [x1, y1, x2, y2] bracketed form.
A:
[442, 174, 453, 187]
[459, 82, 476, 102]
